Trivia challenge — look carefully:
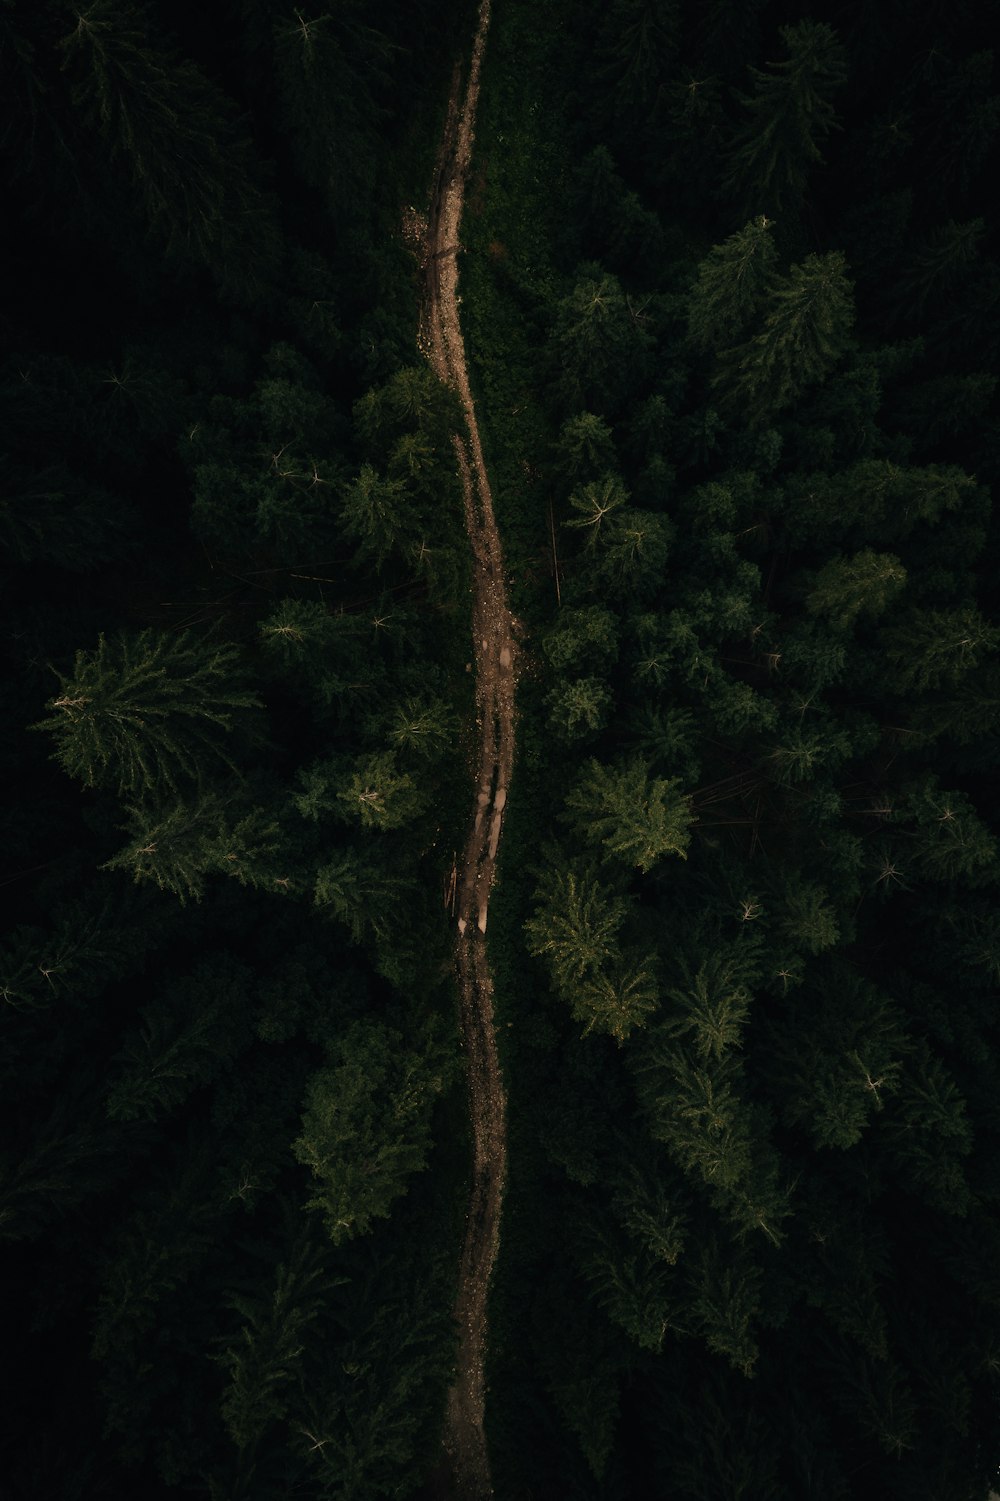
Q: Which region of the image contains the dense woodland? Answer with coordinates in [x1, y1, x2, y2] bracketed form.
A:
[2, 1, 1000, 1498]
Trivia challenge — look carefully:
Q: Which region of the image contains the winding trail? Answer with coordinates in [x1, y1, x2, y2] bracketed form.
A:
[418, 4, 513, 1495]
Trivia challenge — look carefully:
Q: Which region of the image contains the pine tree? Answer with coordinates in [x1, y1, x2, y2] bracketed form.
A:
[581, 1218, 674, 1351]
[724, 20, 848, 214]
[890, 219, 985, 323]
[295, 750, 424, 831]
[104, 794, 281, 904]
[387, 696, 457, 762]
[545, 677, 613, 742]
[562, 758, 692, 872]
[312, 850, 408, 947]
[336, 751, 425, 831]
[714, 252, 855, 419]
[35, 629, 261, 797]
[575, 955, 660, 1042]
[551, 267, 652, 415]
[687, 216, 779, 353]
[106, 956, 254, 1122]
[58, 1, 280, 293]
[689, 1237, 762, 1375]
[662, 953, 753, 1061]
[590, 508, 674, 596]
[883, 1042, 972, 1214]
[0, 898, 138, 1013]
[216, 1230, 333, 1458]
[525, 866, 627, 994]
[885, 607, 1000, 693]
[0, 460, 135, 570]
[541, 606, 620, 674]
[551, 412, 617, 485]
[338, 464, 411, 566]
[596, 0, 680, 127]
[565, 473, 630, 545]
[902, 781, 997, 885]
[291, 1022, 447, 1245]
[805, 550, 907, 630]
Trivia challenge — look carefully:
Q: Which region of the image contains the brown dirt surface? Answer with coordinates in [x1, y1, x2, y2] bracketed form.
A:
[417, 4, 514, 1497]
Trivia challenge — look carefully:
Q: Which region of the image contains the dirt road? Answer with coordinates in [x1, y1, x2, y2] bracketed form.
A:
[419, 4, 513, 1496]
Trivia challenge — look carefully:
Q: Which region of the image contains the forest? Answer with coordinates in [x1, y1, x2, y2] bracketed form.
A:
[1, 1, 999, 1498]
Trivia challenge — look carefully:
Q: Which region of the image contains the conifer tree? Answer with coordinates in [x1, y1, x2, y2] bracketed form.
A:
[292, 1022, 447, 1245]
[104, 794, 280, 904]
[551, 267, 652, 415]
[714, 252, 854, 419]
[525, 867, 627, 995]
[545, 677, 613, 742]
[890, 219, 985, 323]
[563, 758, 692, 872]
[0, 462, 135, 570]
[338, 464, 411, 566]
[724, 20, 848, 214]
[687, 216, 778, 354]
[805, 550, 907, 630]
[552, 412, 617, 485]
[312, 850, 408, 947]
[596, 0, 679, 125]
[36, 629, 260, 798]
[216, 1231, 332, 1458]
[106, 956, 254, 1122]
[387, 696, 457, 762]
[565, 474, 630, 544]
[335, 750, 426, 831]
[885, 607, 999, 693]
[662, 954, 752, 1061]
[59, 0, 280, 293]
[575, 955, 660, 1042]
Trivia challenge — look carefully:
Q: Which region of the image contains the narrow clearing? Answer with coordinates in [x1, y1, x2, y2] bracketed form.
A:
[419, 3, 513, 1496]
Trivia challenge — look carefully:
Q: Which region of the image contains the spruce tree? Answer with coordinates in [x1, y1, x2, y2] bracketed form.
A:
[805, 550, 907, 630]
[724, 20, 848, 214]
[563, 758, 692, 872]
[36, 629, 261, 798]
[104, 794, 280, 904]
[714, 252, 855, 419]
[58, 0, 280, 292]
[687, 216, 779, 353]
[291, 1021, 446, 1245]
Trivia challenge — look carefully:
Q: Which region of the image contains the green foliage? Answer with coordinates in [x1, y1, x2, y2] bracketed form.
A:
[714, 252, 855, 419]
[216, 1230, 336, 1454]
[662, 953, 753, 1062]
[525, 867, 626, 993]
[552, 412, 617, 483]
[186, 343, 345, 561]
[106, 956, 253, 1121]
[551, 266, 653, 414]
[104, 794, 281, 904]
[59, 0, 280, 292]
[545, 676, 613, 742]
[805, 550, 907, 630]
[884, 607, 1000, 693]
[563, 757, 692, 871]
[0, 462, 136, 570]
[335, 751, 426, 831]
[312, 851, 408, 947]
[292, 1022, 447, 1245]
[35, 630, 260, 797]
[724, 20, 848, 213]
[565, 473, 629, 543]
[687, 216, 779, 353]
